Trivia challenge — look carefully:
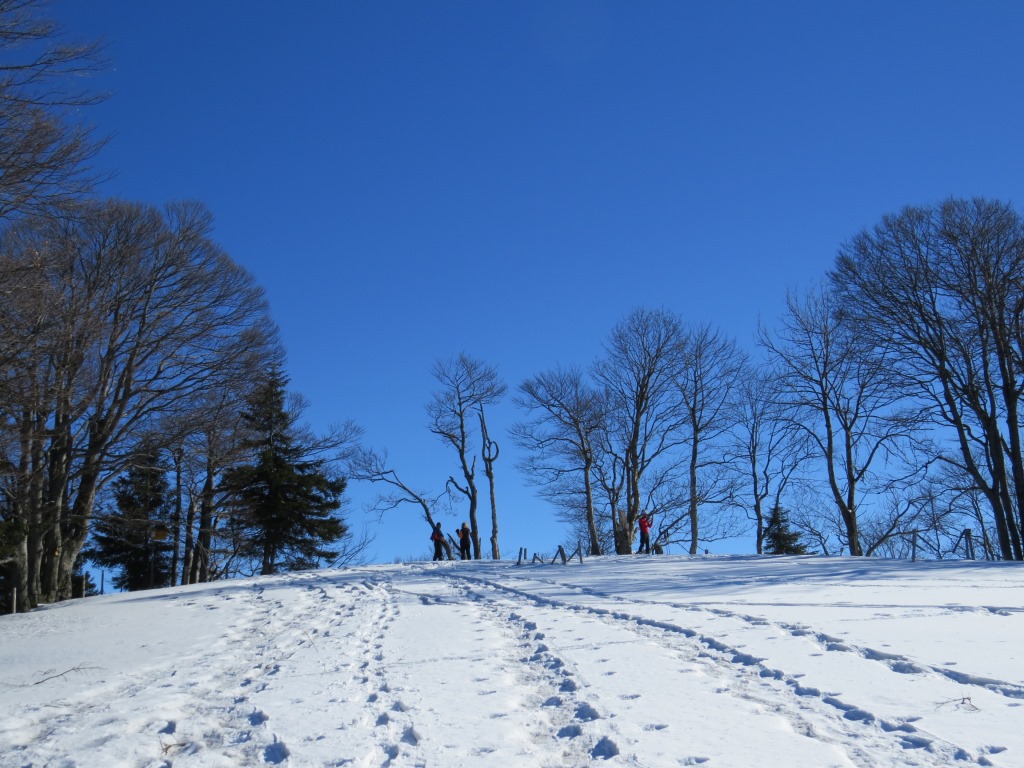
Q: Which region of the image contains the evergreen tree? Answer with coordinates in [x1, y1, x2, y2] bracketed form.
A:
[87, 451, 174, 590]
[764, 505, 808, 555]
[222, 367, 348, 575]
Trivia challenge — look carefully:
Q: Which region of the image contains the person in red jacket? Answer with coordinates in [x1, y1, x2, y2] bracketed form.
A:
[637, 512, 653, 554]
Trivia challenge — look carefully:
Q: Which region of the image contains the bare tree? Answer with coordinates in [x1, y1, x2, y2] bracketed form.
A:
[664, 324, 747, 554]
[347, 446, 453, 560]
[0, 0, 108, 218]
[426, 354, 506, 559]
[758, 285, 920, 556]
[589, 395, 627, 555]
[592, 308, 688, 554]
[478, 406, 501, 559]
[512, 366, 606, 555]
[832, 198, 1024, 559]
[730, 366, 812, 553]
[0, 199, 277, 609]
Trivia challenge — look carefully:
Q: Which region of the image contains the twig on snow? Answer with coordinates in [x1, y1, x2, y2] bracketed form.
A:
[0, 664, 102, 688]
[936, 695, 980, 712]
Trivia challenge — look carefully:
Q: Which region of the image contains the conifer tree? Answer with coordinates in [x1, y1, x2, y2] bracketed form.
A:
[88, 451, 174, 591]
[222, 367, 348, 575]
[764, 504, 808, 555]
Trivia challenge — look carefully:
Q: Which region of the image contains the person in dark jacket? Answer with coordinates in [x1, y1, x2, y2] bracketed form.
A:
[457, 522, 472, 560]
[431, 522, 444, 561]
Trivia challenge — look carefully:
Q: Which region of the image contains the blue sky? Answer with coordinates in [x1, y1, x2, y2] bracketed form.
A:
[51, 1, 1024, 563]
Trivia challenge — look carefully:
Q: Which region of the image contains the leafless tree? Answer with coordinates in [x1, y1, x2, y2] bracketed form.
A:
[832, 198, 1024, 559]
[0, 0, 108, 218]
[478, 406, 501, 559]
[859, 483, 969, 560]
[183, 397, 251, 584]
[663, 324, 747, 554]
[512, 366, 606, 555]
[592, 308, 688, 554]
[590, 424, 626, 548]
[0, 199, 277, 609]
[426, 354, 506, 559]
[347, 446, 453, 560]
[787, 486, 841, 556]
[730, 366, 813, 553]
[758, 285, 920, 556]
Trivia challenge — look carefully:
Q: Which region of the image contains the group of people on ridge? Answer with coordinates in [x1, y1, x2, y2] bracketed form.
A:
[430, 512, 655, 561]
[431, 521, 472, 561]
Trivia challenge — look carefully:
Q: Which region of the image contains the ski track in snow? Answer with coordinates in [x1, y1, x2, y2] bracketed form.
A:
[1, 557, 1022, 767]
[448, 568, 1018, 767]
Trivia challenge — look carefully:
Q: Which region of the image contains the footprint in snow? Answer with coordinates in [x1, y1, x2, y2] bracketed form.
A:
[557, 724, 582, 739]
[263, 739, 289, 764]
[591, 736, 620, 759]
[248, 710, 269, 726]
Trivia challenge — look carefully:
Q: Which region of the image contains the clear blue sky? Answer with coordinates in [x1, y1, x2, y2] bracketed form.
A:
[51, 1, 1024, 563]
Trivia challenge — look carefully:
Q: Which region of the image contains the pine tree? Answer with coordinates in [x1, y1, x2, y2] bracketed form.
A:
[764, 505, 808, 555]
[87, 451, 174, 590]
[222, 366, 348, 575]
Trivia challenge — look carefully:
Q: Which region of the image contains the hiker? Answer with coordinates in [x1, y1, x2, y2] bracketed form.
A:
[457, 522, 472, 560]
[637, 512, 653, 554]
[430, 522, 444, 561]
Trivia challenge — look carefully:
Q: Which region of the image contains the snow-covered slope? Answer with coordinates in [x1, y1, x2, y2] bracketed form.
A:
[1, 555, 1021, 767]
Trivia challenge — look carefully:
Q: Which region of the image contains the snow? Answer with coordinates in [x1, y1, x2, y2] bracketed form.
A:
[1, 555, 1022, 767]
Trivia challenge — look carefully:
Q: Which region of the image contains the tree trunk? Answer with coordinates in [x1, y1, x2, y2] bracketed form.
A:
[171, 452, 183, 585]
[688, 436, 699, 555]
[480, 410, 501, 560]
[487, 475, 500, 560]
[10, 537, 30, 613]
[584, 459, 601, 556]
[181, 498, 197, 585]
[197, 460, 216, 582]
[468, 491, 481, 559]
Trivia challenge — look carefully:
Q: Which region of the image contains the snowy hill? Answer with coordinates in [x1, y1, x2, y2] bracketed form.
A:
[1, 555, 1022, 767]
